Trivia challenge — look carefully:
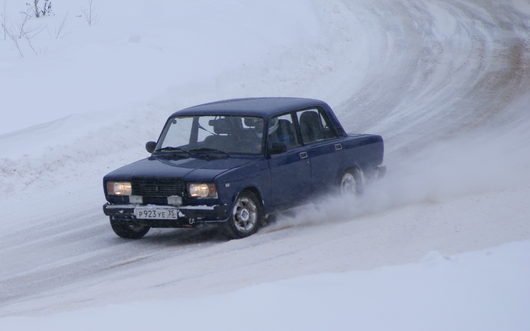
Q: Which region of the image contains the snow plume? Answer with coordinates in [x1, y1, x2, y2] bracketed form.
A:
[272, 0, 530, 231]
[275, 119, 530, 231]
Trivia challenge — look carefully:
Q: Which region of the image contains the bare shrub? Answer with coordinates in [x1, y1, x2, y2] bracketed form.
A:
[17, 11, 30, 39]
[83, 0, 95, 26]
[55, 12, 67, 39]
[2, 8, 45, 57]
[1, 2, 6, 40]
[29, 0, 52, 18]
[2, 24, 24, 57]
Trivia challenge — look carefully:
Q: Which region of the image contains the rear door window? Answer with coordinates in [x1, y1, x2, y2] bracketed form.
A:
[295, 109, 337, 144]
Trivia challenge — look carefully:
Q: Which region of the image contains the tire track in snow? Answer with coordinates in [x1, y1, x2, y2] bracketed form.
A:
[336, 0, 530, 153]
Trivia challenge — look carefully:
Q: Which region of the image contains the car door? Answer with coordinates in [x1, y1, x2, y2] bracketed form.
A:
[295, 108, 341, 194]
[268, 113, 312, 208]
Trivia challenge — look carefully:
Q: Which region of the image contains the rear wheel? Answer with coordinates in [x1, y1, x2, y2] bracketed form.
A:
[340, 168, 364, 196]
[222, 191, 263, 239]
[110, 219, 150, 239]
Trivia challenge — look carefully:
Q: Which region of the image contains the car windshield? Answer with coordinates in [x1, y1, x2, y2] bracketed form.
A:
[156, 115, 264, 155]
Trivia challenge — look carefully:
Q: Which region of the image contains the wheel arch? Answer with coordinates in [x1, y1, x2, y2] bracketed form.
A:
[237, 186, 264, 207]
[230, 185, 265, 209]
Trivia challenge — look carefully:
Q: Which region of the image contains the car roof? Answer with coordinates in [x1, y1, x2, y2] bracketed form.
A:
[172, 97, 328, 118]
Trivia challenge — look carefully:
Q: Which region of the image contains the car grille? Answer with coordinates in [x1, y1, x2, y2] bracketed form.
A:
[131, 177, 186, 198]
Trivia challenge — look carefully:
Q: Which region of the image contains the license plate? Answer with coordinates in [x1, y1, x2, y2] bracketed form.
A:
[134, 207, 179, 220]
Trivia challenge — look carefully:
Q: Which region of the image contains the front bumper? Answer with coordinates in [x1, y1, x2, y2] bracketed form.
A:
[103, 203, 229, 228]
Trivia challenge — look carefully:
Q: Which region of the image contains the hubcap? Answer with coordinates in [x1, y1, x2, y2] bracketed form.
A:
[340, 173, 357, 195]
[240, 209, 250, 221]
[233, 197, 258, 233]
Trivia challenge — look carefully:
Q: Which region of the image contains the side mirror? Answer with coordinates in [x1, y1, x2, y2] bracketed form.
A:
[146, 141, 157, 153]
[268, 142, 287, 155]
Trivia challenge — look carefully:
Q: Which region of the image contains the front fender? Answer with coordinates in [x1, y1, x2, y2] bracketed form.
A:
[215, 159, 271, 213]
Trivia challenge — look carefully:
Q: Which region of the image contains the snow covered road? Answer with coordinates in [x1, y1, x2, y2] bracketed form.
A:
[1, 0, 529, 326]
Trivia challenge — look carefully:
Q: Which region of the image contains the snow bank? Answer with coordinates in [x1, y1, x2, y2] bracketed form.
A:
[0, 0, 322, 134]
[0, 0, 363, 195]
[1, 240, 529, 331]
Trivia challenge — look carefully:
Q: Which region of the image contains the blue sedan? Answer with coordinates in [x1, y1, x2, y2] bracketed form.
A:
[103, 97, 385, 239]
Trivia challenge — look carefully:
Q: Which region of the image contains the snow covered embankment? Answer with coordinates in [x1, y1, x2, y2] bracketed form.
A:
[0, 0, 358, 194]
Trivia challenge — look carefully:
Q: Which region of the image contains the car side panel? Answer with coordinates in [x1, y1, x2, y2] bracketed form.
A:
[214, 158, 271, 214]
[337, 134, 384, 175]
[268, 146, 312, 209]
[304, 138, 343, 193]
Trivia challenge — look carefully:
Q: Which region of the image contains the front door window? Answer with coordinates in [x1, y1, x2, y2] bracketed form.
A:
[268, 113, 300, 151]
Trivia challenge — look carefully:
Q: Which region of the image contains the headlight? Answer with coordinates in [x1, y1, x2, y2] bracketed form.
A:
[107, 181, 132, 196]
[188, 183, 218, 199]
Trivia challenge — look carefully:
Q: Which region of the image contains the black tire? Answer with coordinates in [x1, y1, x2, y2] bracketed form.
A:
[222, 191, 263, 239]
[339, 167, 364, 196]
[110, 219, 150, 239]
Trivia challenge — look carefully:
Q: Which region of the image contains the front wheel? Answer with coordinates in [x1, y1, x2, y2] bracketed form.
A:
[222, 191, 263, 239]
[110, 219, 150, 239]
[340, 168, 364, 196]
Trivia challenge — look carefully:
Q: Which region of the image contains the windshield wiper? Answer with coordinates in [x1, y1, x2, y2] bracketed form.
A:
[188, 147, 230, 157]
[154, 146, 191, 157]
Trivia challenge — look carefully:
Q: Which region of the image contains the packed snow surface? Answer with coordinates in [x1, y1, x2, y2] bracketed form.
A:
[1, 0, 529, 329]
[2, 241, 529, 331]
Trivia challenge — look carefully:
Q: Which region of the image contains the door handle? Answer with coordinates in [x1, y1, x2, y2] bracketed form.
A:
[335, 143, 343, 151]
[299, 152, 308, 159]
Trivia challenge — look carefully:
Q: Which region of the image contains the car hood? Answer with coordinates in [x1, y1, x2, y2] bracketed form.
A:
[104, 156, 256, 181]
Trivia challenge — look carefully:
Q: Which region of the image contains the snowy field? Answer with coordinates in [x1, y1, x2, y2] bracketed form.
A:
[1, 0, 529, 329]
